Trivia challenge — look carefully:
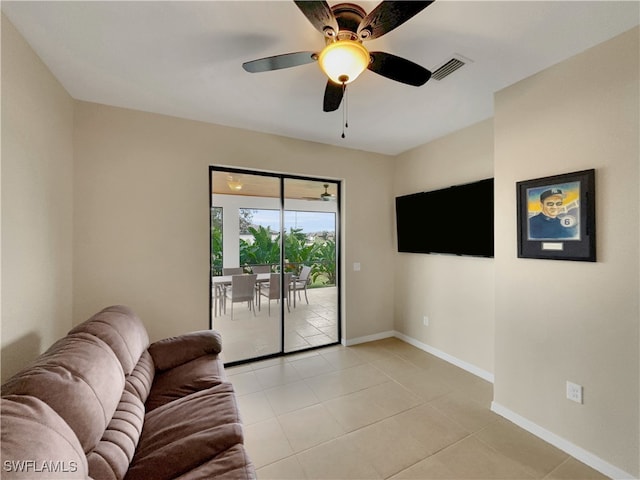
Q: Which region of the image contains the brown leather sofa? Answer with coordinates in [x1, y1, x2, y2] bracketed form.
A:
[1, 305, 255, 479]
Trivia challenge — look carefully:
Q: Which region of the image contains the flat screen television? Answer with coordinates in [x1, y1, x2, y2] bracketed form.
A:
[395, 178, 494, 257]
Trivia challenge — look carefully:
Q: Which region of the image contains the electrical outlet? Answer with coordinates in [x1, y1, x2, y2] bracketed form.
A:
[423, 316, 429, 326]
[566, 381, 583, 404]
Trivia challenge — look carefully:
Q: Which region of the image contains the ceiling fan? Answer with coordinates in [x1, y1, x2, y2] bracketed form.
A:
[242, 1, 434, 112]
[320, 184, 335, 201]
[302, 184, 336, 201]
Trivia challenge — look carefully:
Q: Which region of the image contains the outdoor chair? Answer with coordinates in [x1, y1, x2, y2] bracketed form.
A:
[259, 273, 292, 315]
[213, 278, 224, 317]
[251, 265, 271, 303]
[225, 274, 257, 320]
[218, 267, 244, 307]
[291, 265, 312, 304]
[251, 265, 271, 273]
[223, 267, 244, 275]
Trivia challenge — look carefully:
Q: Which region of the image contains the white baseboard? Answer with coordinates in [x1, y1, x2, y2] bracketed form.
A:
[343, 330, 395, 346]
[491, 402, 637, 480]
[393, 331, 495, 383]
[343, 330, 493, 382]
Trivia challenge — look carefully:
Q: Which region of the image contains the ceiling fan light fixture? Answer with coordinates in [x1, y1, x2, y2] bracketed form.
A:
[227, 176, 243, 191]
[318, 40, 369, 84]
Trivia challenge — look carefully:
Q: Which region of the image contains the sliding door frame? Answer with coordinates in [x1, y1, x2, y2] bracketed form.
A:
[209, 166, 342, 367]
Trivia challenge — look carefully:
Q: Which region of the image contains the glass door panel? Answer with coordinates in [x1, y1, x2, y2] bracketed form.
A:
[283, 179, 339, 353]
[210, 169, 282, 363]
[211, 169, 341, 364]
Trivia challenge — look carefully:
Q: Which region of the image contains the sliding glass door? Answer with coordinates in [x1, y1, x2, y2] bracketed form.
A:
[210, 168, 340, 365]
[283, 179, 339, 353]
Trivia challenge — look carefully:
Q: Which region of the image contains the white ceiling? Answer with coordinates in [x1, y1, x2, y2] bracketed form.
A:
[3, 1, 638, 155]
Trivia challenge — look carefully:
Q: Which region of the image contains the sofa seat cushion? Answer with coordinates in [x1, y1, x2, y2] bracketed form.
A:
[125, 382, 245, 480]
[1, 395, 88, 478]
[173, 444, 256, 480]
[87, 389, 146, 480]
[145, 354, 225, 412]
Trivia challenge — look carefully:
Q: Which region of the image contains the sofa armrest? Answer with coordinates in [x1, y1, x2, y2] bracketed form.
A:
[148, 330, 222, 371]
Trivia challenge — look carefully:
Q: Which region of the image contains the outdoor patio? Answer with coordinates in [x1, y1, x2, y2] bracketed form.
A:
[213, 286, 338, 364]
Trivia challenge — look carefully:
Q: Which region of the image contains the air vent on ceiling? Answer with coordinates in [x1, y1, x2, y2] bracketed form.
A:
[431, 56, 468, 81]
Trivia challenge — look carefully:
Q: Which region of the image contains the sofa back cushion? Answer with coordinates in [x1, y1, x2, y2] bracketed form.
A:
[0, 332, 125, 454]
[85, 349, 155, 480]
[69, 305, 149, 375]
[124, 350, 155, 404]
[87, 389, 145, 480]
[1, 395, 88, 478]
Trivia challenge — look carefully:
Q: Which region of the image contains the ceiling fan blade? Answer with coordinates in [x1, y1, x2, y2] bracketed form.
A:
[357, 1, 434, 41]
[293, 1, 339, 36]
[368, 51, 431, 86]
[242, 52, 316, 73]
[323, 81, 344, 112]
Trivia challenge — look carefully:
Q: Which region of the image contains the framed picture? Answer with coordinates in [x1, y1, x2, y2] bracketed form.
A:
[516, 169, 596, 261]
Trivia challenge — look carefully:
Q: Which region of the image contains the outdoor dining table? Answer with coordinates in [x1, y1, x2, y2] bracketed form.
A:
[212, 272, 297, 316]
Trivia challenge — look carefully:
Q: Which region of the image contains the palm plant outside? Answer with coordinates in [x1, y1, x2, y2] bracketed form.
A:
[211, 207, 223, 275]
[239, 226, 280, 266]
[211, 222, 336, 287]
[311, 239, 336, 285]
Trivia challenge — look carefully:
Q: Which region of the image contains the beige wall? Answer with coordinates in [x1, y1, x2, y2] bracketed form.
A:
[1, 14, 75, 381]
[73, 102, 395, 343]
[393, 119, 495, 375]
[494, 27, 639, 477]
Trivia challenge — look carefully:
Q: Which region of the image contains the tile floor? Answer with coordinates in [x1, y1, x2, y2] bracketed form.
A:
[226, 337, 609, 480]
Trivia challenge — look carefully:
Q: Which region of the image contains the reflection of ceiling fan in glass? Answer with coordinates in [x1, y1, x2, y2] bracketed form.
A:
[301, 183, 336, 201]
[320, 184, 335, 201]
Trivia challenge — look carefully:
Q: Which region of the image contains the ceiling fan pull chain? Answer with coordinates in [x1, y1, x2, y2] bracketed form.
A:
[341, 82, 348, 139]
[345, 84, 349, 129]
